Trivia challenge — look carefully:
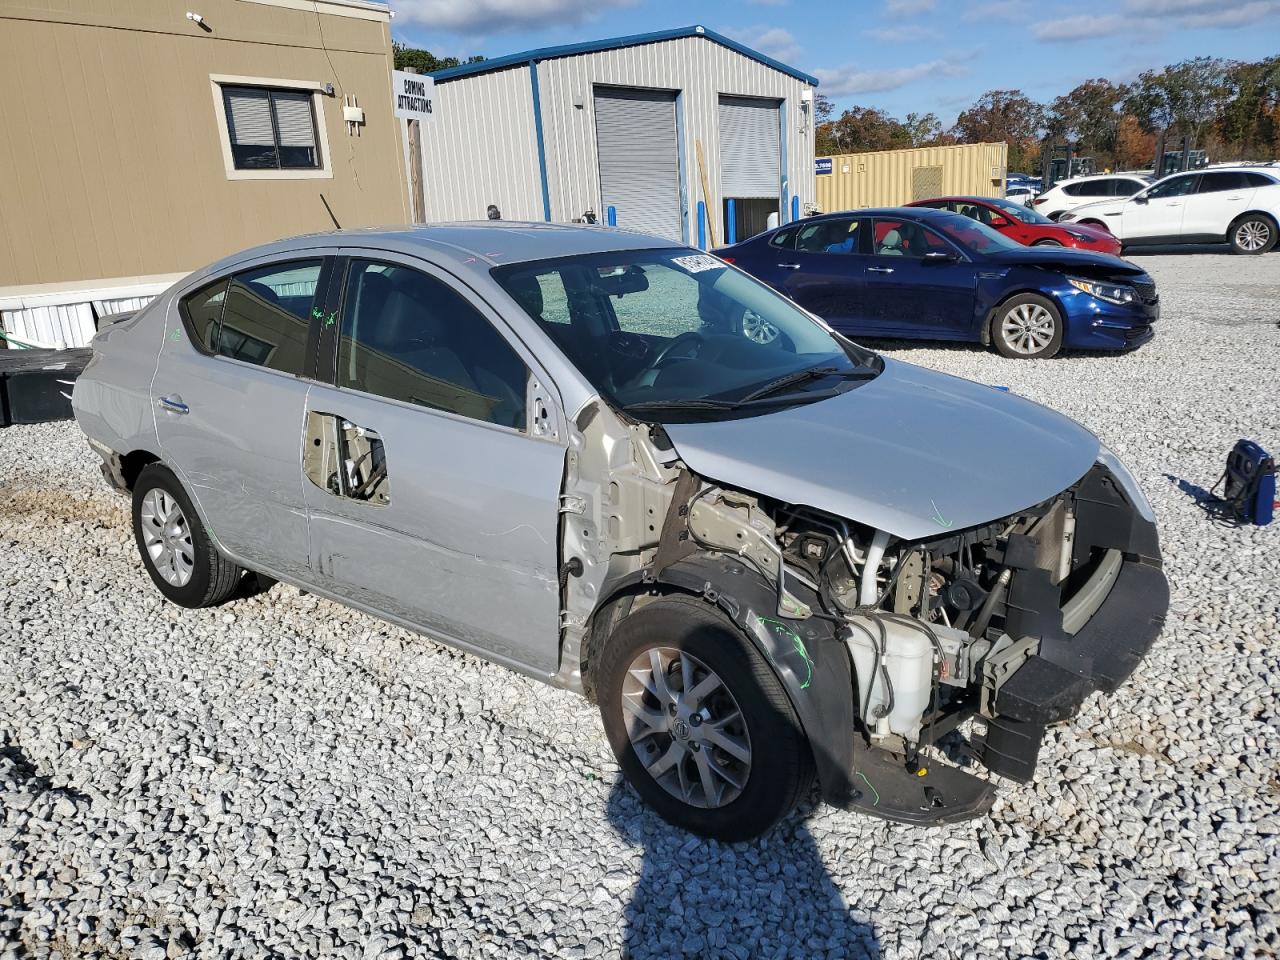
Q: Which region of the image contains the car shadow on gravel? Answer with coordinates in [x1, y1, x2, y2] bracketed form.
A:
[606, 782, 880, 959]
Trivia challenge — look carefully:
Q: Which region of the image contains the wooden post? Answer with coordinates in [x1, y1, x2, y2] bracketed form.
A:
[695, 139, 717, 248]
[404, 67, 426, 224]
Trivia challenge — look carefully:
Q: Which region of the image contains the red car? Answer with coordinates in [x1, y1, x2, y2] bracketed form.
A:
[908, 195, 1123, 256]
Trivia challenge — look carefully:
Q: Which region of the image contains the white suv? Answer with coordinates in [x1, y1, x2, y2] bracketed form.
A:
[1031, 174, 1151, 221]
[1061, 167, 1280, 255]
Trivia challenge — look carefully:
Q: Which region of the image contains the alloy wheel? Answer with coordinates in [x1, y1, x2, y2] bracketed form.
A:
[1235, 220, 1271, 252]
[1000, 303, 1056, 355]
[140, 488, 195, 587]
[620, 647, 752, 809]
[741, 310, 780, 345]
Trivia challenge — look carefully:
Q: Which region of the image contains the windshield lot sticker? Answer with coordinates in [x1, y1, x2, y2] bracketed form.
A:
[672, 254, 725, 274]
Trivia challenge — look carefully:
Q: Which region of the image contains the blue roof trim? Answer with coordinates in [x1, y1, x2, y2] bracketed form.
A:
[429, 25, 820, 87]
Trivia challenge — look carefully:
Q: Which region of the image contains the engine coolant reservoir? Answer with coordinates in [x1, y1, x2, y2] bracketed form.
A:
[845, 615, 935, 741]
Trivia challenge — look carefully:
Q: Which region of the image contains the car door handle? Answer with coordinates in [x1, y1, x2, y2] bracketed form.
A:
[868, 266, 895, 274]
[157, 395, 189, 415]
[777, 263, 801, 269]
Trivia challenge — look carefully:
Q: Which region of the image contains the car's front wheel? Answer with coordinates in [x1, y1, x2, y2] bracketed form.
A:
[1229, 214, 1276, 255]
[132, 463, 244, 608]
[1033, 238, 1063, 247]
[596, 595, 813, 841]
[992, 293, 1064, 359]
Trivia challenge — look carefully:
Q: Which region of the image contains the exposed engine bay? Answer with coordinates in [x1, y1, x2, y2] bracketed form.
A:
[557, 399, 1168, 825]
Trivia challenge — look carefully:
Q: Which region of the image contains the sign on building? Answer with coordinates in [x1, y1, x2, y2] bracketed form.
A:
[815, 158, 833, 175]
[392, 70, 434, 122]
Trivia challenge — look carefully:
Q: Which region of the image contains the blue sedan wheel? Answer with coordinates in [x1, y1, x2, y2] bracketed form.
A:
[992, 294, 1063, 360]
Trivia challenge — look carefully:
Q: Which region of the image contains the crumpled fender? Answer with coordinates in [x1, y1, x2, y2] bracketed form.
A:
[599, 551, 858, 807]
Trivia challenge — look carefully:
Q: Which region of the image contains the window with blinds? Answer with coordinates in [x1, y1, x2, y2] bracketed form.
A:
[221, 86, 320, 170]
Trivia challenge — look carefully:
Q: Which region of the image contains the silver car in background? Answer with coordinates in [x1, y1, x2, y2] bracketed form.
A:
[73, 223, 1169, 840]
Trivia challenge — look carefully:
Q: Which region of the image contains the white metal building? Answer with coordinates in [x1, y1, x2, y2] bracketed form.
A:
[420, 26, 819, 247]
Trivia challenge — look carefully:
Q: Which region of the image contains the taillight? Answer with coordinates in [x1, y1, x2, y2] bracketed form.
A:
[720, 256, 736, 264]
[1031, 197, 1047, 206]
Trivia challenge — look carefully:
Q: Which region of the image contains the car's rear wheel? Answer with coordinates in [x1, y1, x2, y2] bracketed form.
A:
[992, 293, 1064, 359]
[1229, 214, 1275, 255]
[596, 595, 813, 841]
[132, 463, 244, 608]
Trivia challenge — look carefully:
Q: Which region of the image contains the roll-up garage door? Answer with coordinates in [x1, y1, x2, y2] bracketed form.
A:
[594, 88, 682, 241]
[719, 96, 780, 198]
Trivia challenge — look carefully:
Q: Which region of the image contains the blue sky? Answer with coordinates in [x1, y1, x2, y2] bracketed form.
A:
[389, 0, 1279, 123]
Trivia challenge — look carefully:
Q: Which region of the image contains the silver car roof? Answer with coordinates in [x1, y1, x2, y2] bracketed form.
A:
[196, 222, 680, 286]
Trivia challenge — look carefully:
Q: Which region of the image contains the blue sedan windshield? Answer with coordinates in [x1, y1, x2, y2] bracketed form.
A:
[493, 249, 881, 418]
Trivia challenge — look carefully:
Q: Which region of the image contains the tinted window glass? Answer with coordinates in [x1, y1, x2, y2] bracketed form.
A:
[1147, 175, 1198, 199]
[952, 201, 993, 225]
[1075, 180, 1112, 197]
[180, 278, 229, 354]
[1061, 182, 1084, 197]
[1197, 171, 1251, 192]
[338, 261, 528, 430]
[219, 260, 321, 375]
[872, 219, 951, 258]
[1245, 172, 1277, 187]
[769, 227, 797, 249]
[796, 218, 859, 253]
[1116, 179, 1147, 196]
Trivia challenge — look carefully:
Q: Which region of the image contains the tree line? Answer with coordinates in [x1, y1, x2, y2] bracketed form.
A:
[815, 55, 1280, 174]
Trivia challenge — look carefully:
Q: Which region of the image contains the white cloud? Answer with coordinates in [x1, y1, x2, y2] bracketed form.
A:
[864, 23, 942, 41]
[885, 0, 936, 14]
[390, 0, 636, 34]
[1172, 0, 1280, 26]
[813, 58, 967, 96]
[1031, 13, 1127, 41]
[724, 25, 801, 62]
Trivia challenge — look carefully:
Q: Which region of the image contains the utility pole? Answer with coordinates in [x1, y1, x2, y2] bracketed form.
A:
[404, 67, 426, 224]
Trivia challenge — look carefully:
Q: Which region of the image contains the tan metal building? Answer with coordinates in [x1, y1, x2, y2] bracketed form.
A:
[0, 0, 408, 346]
[815, 142, 1008, 213]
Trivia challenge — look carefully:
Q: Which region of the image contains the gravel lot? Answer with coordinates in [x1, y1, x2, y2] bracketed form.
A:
[2, 251, 1278, 960]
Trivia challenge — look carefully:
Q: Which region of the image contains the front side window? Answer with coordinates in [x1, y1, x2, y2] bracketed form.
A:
[492, 249, 881, 422]
[872, 219, 953, 258]
[222, 86, 320, 170]
[796, 218, 860, 254]
[1146, 175, 1198, 199]
[1116, 179, 1148, 196]
[219, 260, 322, 375]
[337, 261, 528, 430]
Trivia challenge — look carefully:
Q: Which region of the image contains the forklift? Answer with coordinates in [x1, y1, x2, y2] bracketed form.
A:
[1040, 142, 1096, 190]
[1153, 133, 1208, 177]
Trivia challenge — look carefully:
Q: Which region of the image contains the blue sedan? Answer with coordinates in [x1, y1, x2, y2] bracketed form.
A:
[717, 207, 1158, 359]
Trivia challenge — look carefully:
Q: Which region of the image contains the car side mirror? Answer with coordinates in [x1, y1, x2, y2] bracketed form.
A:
[923, 250, 958, 264]
[1133, 195, 1149, 205]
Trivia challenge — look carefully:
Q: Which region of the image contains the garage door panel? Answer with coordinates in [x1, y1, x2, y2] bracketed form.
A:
[594, 88, 682, 241]
[719, 96, 780, 199]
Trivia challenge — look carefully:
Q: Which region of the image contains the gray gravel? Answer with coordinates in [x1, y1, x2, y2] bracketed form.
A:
[2, 251, 1279, 959]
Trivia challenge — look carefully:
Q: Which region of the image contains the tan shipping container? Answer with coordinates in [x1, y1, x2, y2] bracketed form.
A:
[815, 142, 1008, 213]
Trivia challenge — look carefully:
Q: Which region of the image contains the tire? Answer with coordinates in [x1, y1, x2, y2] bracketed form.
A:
[734, 306, 781, 345]
[1229, 214, 1276, 255]
[131, 463, 244, 608]
[1032, 239, 1063, 247]
[991, 293, 1064, 359]
[596, 595, 813, 842]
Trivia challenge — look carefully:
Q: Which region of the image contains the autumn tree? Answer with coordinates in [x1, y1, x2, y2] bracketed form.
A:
[1113, 115, 1156, 170]
[821, 106, 913, 154]
[1218, 56, 1280, 159]
[1125, 57, 1231, 147]
[1047, 79, 1128, 157]
[952, 90, 1045, 170]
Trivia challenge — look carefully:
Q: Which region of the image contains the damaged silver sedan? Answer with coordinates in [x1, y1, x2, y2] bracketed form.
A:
[73, 224, 1169, 841]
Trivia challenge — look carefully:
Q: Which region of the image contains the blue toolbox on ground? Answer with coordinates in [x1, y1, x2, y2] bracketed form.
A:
[1219, 440, 1276, 526]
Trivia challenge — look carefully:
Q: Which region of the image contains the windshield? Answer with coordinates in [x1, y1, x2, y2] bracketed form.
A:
[930, 213, 1026, 254]
[987, 196, 1053, 225]
[492, 249, 881, 421]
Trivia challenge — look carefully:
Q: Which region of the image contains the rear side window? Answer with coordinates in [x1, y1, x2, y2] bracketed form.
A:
[1245, 172, 1277, 188]
[219, 260, 322, 375]
[769, 227, 797, 249]
[337, 261, 528, 430]
[796, 217, 859, 253]
[1060, 182, 1084, 196]
[179, 278, 229, 354]
[1074, 180, 1112, 197]
[1197, 171, 1251, 193]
